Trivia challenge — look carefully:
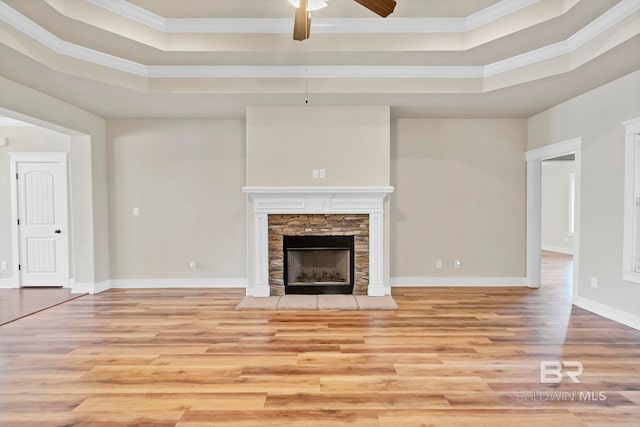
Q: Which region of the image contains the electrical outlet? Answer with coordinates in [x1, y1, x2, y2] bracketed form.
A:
[319, 169, 326, 178]
[0, 261, 7, 271]
[436, 260, 442, 269]
[133, 207, 139, 216]
[454, 260, 462, 269]
[590, 277, 598, 288]
[190, 260, 198, 270]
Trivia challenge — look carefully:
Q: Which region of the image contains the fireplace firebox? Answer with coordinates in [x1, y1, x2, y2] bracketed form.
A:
[283, 235, 355, 294]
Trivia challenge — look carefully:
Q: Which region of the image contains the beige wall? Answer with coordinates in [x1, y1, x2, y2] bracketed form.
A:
[246, 106, 390, 186]
[0, 76, 109, 286]
[391, 118, 527, 278]
[0, 125, 70, 281]
[541, 161, 575, 254]
[107, 119, 246, 280]
[528, 70, 640, 316]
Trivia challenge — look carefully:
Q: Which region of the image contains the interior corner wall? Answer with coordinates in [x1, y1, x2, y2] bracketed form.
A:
[107, 119, 246, 281]
[391, 118, 527, 280]
[528, 70, 640, 317]
[0, 76, 108, 287]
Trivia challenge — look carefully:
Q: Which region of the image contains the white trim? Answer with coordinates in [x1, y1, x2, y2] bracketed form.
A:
[0, 278, 18, 288]
[526, 160, 542, 288]
[574, 296, 640, 331]
[147, 65, 484, 79]
[86, 0, 166, 32]
[526, 138, 582, 302]
[541, 244, 574, 255]
[368, 212, 385, 296]
[2, 1, 638, 81]
[484, 0, 640, 77]
[243, 186, 394, 195]
[0, 117, 34, 127]
[622, 118, 640, 283]
[525, 137, 582, 162]
[252, 213, 270, 297]
[109, 278, 247, 289]
[87, 0, 539, 34]
[9, 158, 19, 287]
[568, 172, 576, 235]
[465, 0, 539, 30]
[244, 187, 393, 297]
[0, 1, 148, 77]
[71, 280, 110, 294]
[8, 152, 68, 162]
[0, 108, 80, 136]
[390, 277, 528, 287]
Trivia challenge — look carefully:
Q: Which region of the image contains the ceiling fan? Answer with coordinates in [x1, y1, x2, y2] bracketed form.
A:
[289, 0, 397, 41]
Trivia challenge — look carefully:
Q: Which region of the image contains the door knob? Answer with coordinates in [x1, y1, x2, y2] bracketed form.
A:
[54, 229, 61, 234]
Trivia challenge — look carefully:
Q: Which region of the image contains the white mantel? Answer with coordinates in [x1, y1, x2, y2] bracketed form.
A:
[243, 186, 394, 297]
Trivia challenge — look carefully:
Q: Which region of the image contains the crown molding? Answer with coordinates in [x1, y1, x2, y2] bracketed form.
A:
[0, 1, 147, 76]
[465, 0, 539, 30]
[485, 0, 640, 77]
[86, 0, 165, 31]
[1, 0, 638, 81]
[85, 0, 540, 34]
[147, 65, 484, 79]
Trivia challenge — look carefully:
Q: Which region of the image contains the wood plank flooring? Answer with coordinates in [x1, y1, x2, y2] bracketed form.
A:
[1, 252, 639, 426]
[0, 288, 85, 326]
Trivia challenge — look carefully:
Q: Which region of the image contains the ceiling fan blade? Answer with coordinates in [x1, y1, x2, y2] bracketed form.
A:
[353, 0, 397, 17]
[293, 0, 310, 41]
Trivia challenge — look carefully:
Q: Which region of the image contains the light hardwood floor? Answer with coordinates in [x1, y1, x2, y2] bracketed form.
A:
[0, 252, 639, 426]
[0, 288, 84, 326]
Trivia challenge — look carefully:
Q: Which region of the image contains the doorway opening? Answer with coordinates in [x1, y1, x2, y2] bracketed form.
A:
[526, 138, 581, 303]
[541, 155, 576, 298]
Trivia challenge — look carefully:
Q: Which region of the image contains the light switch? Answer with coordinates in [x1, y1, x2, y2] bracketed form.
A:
[133, 207, 139, 216]
[319, 169, 326, 178]
[312, 169, 319, 179]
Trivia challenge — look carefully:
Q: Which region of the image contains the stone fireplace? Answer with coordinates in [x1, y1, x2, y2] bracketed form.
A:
[243, 187, 393, 297]
[271, 215, 367, 295]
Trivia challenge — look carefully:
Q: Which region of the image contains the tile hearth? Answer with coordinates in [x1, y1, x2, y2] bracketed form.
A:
[235, 295, 398, 311]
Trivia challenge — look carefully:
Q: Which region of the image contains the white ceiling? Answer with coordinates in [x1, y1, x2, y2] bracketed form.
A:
[0, 0, 638, 118]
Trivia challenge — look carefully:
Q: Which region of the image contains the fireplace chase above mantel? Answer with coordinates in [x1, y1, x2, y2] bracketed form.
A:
[243, 186, 394, 297]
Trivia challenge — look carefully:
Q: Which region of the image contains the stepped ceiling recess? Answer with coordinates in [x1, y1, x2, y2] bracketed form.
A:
[0, 0, 639, 118]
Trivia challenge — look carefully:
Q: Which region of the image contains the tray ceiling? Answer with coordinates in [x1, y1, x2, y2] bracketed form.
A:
[0, 0, 638, 118]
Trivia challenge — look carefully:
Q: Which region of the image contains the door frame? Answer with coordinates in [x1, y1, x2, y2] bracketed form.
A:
[9, 152, 70, 288]
[525, 138, 582, 303]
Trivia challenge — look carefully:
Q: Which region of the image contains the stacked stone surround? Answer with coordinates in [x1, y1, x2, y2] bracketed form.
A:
[268, 214, 370, 296]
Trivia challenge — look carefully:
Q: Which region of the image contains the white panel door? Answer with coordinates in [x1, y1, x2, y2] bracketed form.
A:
[16, 162, 69, 286]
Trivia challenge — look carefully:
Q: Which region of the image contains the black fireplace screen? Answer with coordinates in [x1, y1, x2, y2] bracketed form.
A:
[283, 235, 355, 294]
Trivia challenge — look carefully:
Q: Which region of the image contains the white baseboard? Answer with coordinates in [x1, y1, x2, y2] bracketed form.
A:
[0, 277, 17, 288]
[573, 295, 640, 331]
[71, 280, 110, 294]
[391, 276, 528, 287]
[541, 244, 574, 255]
[109, 278, 248, 289]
